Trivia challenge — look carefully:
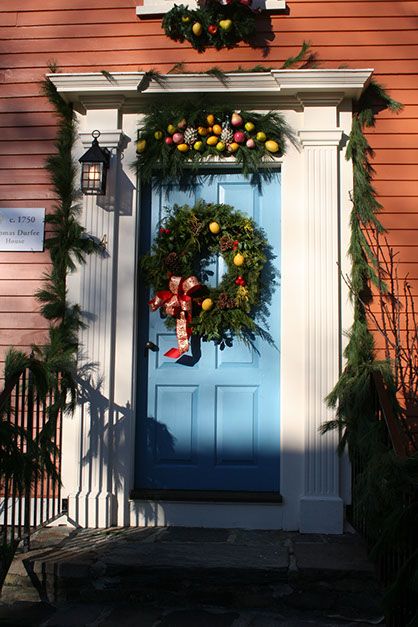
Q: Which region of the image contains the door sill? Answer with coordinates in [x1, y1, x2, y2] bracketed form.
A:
[130, 489, 283, 503]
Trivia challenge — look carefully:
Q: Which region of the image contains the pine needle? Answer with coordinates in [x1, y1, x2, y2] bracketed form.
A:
[168, 62, 188, 74]
[205, 67, 230, 86]
[137, 70, 168, 92]
[100, 70, 117, 84]
[281, 40, 311, 69]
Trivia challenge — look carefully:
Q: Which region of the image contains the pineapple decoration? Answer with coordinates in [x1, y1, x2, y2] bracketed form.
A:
[184, 126, 198, 146]
[220, 116, 234, 148]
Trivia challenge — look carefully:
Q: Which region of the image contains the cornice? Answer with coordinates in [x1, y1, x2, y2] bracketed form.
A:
[79, 130, 130, 151]
[48, 69, 373, 111]
[298, 129, 344, 147]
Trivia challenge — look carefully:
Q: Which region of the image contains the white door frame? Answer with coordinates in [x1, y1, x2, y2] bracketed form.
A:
[50, 69, 372, 532]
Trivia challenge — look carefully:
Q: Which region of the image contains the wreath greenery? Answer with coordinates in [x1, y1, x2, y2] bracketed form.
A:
[135, 101, 290, 186]
[162, 0, 257, 52]
[141, 200, 275, 355]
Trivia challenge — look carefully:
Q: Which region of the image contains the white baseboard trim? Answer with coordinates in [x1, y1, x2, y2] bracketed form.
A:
[299, 496, 344, 534]
[129, 500, 288, 530]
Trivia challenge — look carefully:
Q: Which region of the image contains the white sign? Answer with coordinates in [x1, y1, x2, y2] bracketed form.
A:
[0, 208, 45, 252]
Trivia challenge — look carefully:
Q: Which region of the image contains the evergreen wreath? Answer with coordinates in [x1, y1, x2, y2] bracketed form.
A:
[135, 101, 290, 186]
[162, 0, 257, 52]
[141, 200, 275, 357]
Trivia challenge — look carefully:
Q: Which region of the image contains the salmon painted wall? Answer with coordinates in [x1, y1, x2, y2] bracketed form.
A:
[0, 0, 417, 372]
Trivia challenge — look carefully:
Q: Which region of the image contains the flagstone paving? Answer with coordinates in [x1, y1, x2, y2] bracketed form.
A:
[0, 527, 384, 626]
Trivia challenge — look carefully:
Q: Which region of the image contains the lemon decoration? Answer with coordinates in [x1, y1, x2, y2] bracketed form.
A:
[233, 253, 244, 266]
[265, 140, 280, 153]
[206, 135, 218, 146]
[201, 298, 214, 311]
[209, 221, 220, 234]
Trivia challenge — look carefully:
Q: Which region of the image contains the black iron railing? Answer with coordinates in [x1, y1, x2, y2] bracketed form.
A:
[347, 371, 418, 627]
[0, 368, 62, 583]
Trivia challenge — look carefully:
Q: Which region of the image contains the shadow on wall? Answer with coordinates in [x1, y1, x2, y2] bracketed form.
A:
[69, 367, 345, 534]
[73, 373, 133, 527]
[97, 156, 135, 217]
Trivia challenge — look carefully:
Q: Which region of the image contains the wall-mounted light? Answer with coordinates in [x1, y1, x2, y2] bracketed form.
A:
[79, 130, 110, 195]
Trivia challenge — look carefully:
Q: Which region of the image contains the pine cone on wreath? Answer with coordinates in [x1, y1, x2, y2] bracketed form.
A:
[164, 252, 182, 274]
[184, 127, 198, 146]
[219, 235, 233, 252]
[218, 292, 236, 310]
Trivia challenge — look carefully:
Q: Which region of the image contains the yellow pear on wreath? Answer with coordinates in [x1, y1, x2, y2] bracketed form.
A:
[219, 19, 232, 31]
[233, 252, 244, 266]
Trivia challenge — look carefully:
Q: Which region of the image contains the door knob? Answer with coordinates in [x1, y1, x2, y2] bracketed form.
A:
[144, 340, 159, 356]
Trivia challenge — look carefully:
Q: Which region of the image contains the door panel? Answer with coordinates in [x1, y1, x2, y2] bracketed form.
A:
[136, 172, 281, 494]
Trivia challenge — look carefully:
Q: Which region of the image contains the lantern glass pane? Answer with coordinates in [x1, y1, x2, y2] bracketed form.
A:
[81, 162, 105, 195]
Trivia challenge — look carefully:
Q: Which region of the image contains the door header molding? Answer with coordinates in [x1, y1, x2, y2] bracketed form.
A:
[49, 69, 373, 113]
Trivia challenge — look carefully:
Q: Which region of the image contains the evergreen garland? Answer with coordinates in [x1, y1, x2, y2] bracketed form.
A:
[3, 77, 100, 418]
[162, 0, 257, 52]
[142, 200, 275, 349]
[135, 101, 291, 186]
[33, 77, 101, 410]
[1, 75, 101, 550]
[325, 81, 403, 451]
[323, 83, 418, 624]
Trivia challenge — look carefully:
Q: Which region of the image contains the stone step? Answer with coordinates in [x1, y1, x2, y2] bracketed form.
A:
[0, 527, 383, 625]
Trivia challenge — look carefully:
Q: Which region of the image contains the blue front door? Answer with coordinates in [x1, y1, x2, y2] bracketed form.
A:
[136, 172, 281, 494]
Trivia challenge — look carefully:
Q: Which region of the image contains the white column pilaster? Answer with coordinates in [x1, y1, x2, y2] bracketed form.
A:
[299, 123, 344, 534]
[67, 107, 130, 528]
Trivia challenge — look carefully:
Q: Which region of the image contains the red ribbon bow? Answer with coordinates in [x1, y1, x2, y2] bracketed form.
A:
[149, 275, 200, 359]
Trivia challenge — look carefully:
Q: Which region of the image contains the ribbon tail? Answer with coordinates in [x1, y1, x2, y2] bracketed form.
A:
[164, 347, 183, 359]
[164, 313, 190, 359]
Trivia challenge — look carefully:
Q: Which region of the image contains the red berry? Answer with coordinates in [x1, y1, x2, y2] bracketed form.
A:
[165, 228, 171, 234]
[159, 228, 165, 234]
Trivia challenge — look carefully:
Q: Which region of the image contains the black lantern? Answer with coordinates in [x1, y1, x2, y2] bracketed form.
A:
[79, 130, 110, 195]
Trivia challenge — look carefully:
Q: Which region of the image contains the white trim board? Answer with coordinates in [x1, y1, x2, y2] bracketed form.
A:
[49, 70, 372, 104]
[136, 0, 286, 16]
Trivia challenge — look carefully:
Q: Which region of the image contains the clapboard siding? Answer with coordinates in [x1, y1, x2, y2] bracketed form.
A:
[0, 0, 417, 372]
